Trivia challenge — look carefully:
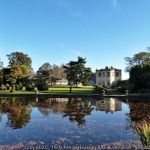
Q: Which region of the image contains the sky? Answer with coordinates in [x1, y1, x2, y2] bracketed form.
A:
[0, 0, 150, 79]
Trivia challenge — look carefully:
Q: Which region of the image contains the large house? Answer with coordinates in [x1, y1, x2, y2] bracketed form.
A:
[96, 66, 121, 86]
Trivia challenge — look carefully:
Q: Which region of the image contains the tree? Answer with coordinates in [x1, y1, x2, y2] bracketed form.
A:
[63, 57, 92, 89]
[37, 62, 52, 83]
[7, 51, 32, 77]
[6, 51, 33, 92]
[37, 63, 66, 86]
[125, 51, 150, 92]
[7, 52, 32, 69]
[125, 51, 150, 72]
[129, 65, 150, 92]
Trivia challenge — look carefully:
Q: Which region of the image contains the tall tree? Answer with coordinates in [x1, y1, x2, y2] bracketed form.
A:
[63, 57, 92, 88]
[37, 63, 53, 84]
[7, 52, 32, 68]
[125, 51, 150, 92]
[7, 51, 32, 77]
[6, 52, 33, 91]
[125, 51, 150, 72]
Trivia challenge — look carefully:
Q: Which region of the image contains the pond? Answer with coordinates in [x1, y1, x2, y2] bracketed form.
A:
[0, 97, 149, 149]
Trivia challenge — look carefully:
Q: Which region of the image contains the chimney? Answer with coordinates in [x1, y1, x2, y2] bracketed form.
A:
[105, 66, 108, 69]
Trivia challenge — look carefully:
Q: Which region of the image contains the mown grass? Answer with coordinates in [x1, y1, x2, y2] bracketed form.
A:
[46, 87, 94, 94]
[0, 90, 36, 94]
[0, 87, 95, 94]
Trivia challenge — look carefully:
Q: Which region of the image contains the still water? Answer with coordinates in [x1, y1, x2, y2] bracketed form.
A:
[0, 97, 149, 148]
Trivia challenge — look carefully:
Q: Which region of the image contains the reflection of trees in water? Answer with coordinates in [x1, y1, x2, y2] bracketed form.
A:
[0, 97, 69, 128]
[63, 98, 94, 127]
[0, 97, 94, 128]
[0, 97, 33, 129]
[7, 107, 31, 129]
[127, 101, 150, 146]
[128, 101, 150, 122]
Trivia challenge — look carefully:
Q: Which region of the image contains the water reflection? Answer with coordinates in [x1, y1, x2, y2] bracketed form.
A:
[0, 97, 149, 147]
[0, 97, 32, 129]
[128, 101, 150, 122]
[36, 98, 68, 116]
[0, 97, 124, 129]
[127, 101, 150, 146]
[96, 98, 122, 113]
[63, 98, 94, 126]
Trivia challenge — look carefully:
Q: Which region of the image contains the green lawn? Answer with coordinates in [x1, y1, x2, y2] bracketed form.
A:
[47, 87, 94, 94]
[0, 90, 36, 94]
[0, 87, 95, 94]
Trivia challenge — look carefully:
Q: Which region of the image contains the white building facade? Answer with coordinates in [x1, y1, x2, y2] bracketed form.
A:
[96, 66, 122, 86]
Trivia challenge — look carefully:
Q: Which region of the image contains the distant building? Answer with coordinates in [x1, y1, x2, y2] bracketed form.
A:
[55, 79, 68, 85]
[88, 73, 96, 85]
[96, 66, 121, 86]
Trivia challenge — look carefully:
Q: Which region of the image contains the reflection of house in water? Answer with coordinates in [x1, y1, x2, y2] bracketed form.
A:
[96, 98, 122, 113]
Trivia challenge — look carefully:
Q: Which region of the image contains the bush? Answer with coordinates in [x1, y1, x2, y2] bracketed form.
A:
[5, 84, 10, 90]
[15, 83, 23, 90]
[10, 89, 16, 93]
[137, 89, 150, 93]
[26, 82, 34, 91]
[117, 86, 127, 93]
[37, 84, 48, 91]
[94, 85, 107, 94]
[0, 84, 7, 90]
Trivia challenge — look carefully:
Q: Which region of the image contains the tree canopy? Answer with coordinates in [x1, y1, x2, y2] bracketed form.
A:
[7, 52, 32, 68]
[37, 63, 66, 85]
[125, 51, 150, 72]
[7, 52, 33, 77]
[125, 51, 150, 92]
[63, 57, 92, 87]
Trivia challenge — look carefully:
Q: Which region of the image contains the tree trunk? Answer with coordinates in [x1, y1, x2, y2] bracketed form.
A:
[69, 86, 72, 93]
[76, 82, 78, 87]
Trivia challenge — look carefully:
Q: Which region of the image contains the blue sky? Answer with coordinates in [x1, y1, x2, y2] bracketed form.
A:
[0, 0, 150, 79]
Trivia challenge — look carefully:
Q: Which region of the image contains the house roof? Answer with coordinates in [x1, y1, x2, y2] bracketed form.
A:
[96, 66, 121, 72]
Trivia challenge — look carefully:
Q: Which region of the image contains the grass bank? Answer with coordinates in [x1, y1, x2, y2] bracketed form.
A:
[0, 87, 95, 94]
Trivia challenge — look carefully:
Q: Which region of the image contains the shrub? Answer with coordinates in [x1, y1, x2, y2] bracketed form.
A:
[117, 86, 127, 93]
[94, 85, 107, 94]
[0, 84, 7, 90]
[10, 89, 16, 93]
[137, 89, 150, 93]
[37, 84, 48, 91]
[132, 118, 150, 146]
[15, 83, 23, 90]
[5, 84, 10, 90]
[26, 82, 34, 91]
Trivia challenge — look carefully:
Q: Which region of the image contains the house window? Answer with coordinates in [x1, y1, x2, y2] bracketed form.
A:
[103, 72, 105, 77]
[99, 72, 101, 77]
[116, 72, 119, 77]
[107, 72, 110, 77]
